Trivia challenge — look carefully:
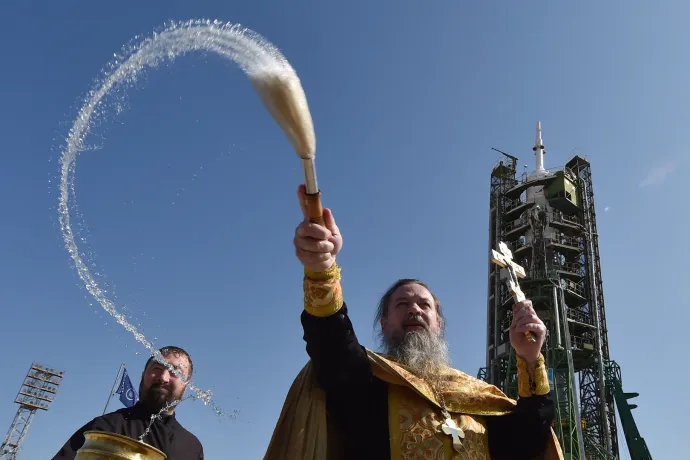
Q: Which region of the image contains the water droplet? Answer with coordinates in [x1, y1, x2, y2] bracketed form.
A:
[58, 18, 286, 425]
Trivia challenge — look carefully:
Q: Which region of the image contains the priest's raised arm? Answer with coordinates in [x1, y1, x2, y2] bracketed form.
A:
[264, 184, 564, 460]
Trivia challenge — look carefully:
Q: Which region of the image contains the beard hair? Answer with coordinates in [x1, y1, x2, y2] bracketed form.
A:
[139, 383, 184, 414]
[379, 326, 450, 390]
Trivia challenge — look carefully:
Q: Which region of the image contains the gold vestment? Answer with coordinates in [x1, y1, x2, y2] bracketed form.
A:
[264, 350, 563, 460]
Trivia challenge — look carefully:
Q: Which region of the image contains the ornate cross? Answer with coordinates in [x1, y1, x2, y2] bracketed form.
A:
[441, 417, 465, 452]
[491, 241, 526, 302]
[491, 241, 536, 343]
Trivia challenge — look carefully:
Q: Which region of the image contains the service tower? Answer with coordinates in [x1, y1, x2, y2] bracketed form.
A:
[481, 122, 650, 459]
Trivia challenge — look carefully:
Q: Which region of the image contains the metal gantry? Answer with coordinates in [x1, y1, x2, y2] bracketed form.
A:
[0, 364, 64, 459]
[480, 122, 651, 460]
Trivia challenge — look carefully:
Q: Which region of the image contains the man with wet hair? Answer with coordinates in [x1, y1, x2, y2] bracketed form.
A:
[53, 346, 203, 459]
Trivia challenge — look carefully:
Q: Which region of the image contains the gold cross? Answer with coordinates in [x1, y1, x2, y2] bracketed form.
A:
[491, 241, 527, 302]
[491, 241, 536, 343]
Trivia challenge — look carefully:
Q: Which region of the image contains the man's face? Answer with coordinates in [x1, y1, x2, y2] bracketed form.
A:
[379, 283, 449, 382]
[139, 352, 190, 413]
[381, 283, 442, 344]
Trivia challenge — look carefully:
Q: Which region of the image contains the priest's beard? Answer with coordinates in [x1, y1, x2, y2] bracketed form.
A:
[380, 325, 450, 391]
[139, 381, 184, 415]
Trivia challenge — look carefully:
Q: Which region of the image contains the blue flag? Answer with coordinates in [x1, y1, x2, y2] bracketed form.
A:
[115, 368, 139, 408]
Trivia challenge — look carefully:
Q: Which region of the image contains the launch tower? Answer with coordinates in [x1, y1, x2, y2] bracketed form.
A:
[481, 123, 651, 459]
[0, 364, 64, 459]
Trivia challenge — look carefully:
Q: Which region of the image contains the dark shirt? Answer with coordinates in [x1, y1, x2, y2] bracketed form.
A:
[301, 303, 555, 460]
[52, 402, 203, 460]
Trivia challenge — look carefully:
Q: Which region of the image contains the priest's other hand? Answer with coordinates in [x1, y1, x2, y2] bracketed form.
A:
[294, 184, 343, 272]
[509, 300, 546, 364]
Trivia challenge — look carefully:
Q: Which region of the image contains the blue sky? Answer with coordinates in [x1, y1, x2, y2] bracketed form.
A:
[0, 1, 684, 458]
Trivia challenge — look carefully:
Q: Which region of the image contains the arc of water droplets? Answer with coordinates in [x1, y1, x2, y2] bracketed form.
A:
[58, 19, 299, 419]
[139, 396, 189, 442]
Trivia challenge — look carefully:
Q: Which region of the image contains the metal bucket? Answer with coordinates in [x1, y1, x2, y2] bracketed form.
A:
[75, 431, 167, 459]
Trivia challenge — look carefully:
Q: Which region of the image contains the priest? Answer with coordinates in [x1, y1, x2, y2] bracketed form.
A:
[265, 185, 563, 459]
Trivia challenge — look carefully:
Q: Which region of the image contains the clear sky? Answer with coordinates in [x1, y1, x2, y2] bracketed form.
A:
[0, 1, 685, 458]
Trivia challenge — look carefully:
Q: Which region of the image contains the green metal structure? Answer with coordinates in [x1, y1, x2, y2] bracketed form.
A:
[479, 123, 652, 460]
[605, 361, 652, 460]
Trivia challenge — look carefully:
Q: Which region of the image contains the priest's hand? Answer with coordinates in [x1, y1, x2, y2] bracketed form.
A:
[294, 184, 343, 272]
[509, 300, 546, 364]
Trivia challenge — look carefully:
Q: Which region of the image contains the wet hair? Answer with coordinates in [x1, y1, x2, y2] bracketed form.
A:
[374, 278, 446, 335]
[144, 346, 193, 379]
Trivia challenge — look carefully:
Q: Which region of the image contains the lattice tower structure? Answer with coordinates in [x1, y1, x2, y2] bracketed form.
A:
[0, 364, 64, 459]
[482, 122, 617, 459]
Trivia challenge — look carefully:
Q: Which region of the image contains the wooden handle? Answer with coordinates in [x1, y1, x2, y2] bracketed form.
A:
[305, 191, 325, 226]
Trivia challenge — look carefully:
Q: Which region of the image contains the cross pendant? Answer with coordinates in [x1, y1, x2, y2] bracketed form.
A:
[441, 417, 464, 452]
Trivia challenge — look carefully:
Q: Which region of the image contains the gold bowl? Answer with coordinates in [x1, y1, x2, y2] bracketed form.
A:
[75, 431, 166, 459]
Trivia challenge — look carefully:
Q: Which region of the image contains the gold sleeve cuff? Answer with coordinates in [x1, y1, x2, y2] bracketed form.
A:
[303, 263, 344, 317]
[517, 354, 549, 398]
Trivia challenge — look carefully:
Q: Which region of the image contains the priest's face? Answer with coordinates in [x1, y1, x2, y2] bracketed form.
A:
[139, 352, 190, 413]
[379, 282, 449, 381]
[381, 283, 442, 342]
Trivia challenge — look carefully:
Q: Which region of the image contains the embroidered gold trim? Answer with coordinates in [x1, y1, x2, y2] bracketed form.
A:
[370, 352, 516, 416]
[388, 383, 489, 459]
[517, 353, 550, 397]
[304, 263, 340, 281]
[303, 263, 344, 317]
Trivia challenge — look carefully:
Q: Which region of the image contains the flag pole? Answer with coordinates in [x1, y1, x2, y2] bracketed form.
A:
[103, 362, 124, 415]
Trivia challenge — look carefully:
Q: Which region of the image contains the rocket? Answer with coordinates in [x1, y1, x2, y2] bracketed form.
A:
[533, 121, 546, 173]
